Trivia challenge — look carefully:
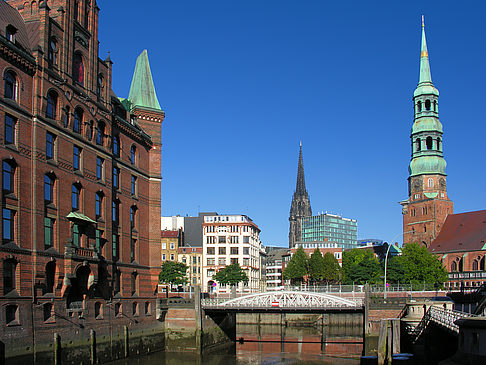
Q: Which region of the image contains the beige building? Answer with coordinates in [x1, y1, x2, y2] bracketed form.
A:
[178, 246, 203, 288]
[161, 230, 181, 262]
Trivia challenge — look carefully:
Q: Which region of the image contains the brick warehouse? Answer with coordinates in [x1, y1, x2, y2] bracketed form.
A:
[0, 0, 164, 362]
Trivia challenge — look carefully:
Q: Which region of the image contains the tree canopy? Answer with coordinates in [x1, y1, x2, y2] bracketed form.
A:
[322, 252, 342, 283]
[158, 261, 188, 285]
[213, 263, 248, 286]
[342, 249, 382, 284]
[385, 243, 448, 285]
[283, 246, 308, 284]
[308, 248, 325, 282]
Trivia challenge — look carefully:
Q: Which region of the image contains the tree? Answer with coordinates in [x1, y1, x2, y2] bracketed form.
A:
[159, 261, 188, 286]
[213, 263, 248, 287]
[283, 246, 308, 285]
[342, 249, 382, 284]
[322, 252, 342, 284]
[308, 248, 325, 283]
[387, 243, 448, 286]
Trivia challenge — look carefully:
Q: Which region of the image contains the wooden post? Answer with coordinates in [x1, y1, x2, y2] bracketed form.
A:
[392, 318, 400, 355]
[321, 315, 326, 353]
[377, 320, 387, 365]
[54, 333, 61, 365]
[123, 325, 129, 358]
[194, 285, 202, 353]
[90, 329, 96, 364]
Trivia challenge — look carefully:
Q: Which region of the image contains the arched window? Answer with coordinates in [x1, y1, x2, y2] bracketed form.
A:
[425, 99, 431, 111]
[424, 224, 427, 233]
[417, 101, 422, 113]
[473, 260, 479, 271]
[97, 74, 103, 100]
[416, 138, 421, 152]
[112, 200, 119, 225]
[3, 258, 17, 295]
[46, 90, 58, 119]
[428, 178, 433, 188]
[73, 108, 83, 133]
[73, 53, 84, 86]
[48, 38, 58, 66]
[451, 261, 457, 272]
[71, 183, 81, 210]
[96, 121, 105, 146]
[4, 70, 17, 100]
[44, 174, 55, 204]
[130, 145, 136, 165]
[63, 106, 70, 128]
[2, 160, 16, 194]
[433, 100, 437, 112]
[437, 138, 441, 151]
[112, 135, 120, 157]
[426, 136, 433, 150]
[131, 272, 138, 296]
[87, 120, 94, 141]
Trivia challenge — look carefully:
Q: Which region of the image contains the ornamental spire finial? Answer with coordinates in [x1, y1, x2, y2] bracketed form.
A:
[419, 16, 432, 85]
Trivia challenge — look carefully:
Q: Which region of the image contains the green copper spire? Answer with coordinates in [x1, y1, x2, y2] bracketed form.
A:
[128, 50, 161, 110]
[409, 17, 445, 177]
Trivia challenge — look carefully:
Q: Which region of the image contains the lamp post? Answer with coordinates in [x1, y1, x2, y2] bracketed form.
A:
[384, 231, 412, 299]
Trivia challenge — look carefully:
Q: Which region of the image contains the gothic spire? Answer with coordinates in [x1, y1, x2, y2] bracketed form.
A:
[295, 142, 307, 196]
[419, 15, 432, 85]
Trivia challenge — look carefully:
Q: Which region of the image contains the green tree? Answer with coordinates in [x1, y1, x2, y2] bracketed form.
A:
[283, 246, 308, 284]
[342, 249, 382, 284]
[387, 243, 448, 286]
[213, 263, 248, 287]
[158, 261, 188, 286]
[308, 248, 325, 283]
[322, 252, 342, 283]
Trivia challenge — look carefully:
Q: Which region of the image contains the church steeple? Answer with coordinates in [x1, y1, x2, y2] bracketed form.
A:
[289, 143, 312, 248]
[401, 17, 453, 247]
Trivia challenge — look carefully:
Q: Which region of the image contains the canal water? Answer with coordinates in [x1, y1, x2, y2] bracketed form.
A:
[110, 322, 362, 365]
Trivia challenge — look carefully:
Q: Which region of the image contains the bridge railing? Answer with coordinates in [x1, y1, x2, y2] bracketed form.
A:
[280, 283, 444, 293]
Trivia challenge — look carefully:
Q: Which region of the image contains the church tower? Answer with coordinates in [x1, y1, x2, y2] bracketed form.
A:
[289, 143, 312, 248]
[400, 17, 453, 247]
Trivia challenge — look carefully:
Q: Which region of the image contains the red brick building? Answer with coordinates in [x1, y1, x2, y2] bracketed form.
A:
[1, 0, 163, 332]
[429, 210, 486, 289]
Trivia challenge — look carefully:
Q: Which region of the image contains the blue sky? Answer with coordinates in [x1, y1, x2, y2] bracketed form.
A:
[99, 1, 485, 246]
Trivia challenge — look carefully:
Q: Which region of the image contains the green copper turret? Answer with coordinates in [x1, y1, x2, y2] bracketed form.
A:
[128, 50, 161, 111]
[409, 17, 446, 178]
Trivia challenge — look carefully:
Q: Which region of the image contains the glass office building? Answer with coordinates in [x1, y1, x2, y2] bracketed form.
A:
[300, 213, 358, 249]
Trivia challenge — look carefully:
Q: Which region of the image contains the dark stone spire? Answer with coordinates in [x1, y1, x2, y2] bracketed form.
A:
[289, 143, 312, 248]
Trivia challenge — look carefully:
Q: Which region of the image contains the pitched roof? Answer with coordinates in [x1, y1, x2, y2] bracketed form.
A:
[128, 50, 161, 110]
[429, 210, 486, 254]
[0, 1, 31, 52]
[161, 230, 179, 238]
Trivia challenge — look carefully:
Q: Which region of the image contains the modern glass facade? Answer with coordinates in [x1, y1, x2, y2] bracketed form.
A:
[300, 213, 358, 249]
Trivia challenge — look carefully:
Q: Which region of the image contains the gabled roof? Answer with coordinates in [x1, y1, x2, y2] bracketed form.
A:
[429, 210, 486, 254]
[161, 230, 179, 238]
[0, 1, 32, 52]
[128, 50, 161, 111]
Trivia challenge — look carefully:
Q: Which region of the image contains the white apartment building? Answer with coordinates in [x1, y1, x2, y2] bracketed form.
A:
[202, 214, 263, 294]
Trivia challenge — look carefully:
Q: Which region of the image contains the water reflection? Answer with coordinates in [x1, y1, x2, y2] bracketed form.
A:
[110, 322, 362, 364]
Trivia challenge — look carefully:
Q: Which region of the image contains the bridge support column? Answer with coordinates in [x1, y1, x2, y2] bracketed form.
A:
[321, 315, 326, 353]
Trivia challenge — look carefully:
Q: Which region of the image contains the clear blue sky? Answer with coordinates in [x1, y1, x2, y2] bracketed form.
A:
[99, 1, 486, 246]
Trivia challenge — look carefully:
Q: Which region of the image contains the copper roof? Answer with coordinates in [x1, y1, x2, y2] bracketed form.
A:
[429, 210, 486, 254]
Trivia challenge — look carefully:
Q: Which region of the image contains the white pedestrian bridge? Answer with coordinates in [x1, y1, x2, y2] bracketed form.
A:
[201, 291, 363, 312]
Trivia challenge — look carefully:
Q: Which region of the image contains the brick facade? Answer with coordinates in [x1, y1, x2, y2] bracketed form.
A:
[0, 0, 163, 345]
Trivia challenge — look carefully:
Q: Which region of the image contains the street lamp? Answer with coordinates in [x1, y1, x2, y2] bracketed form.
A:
[384, 231, 413, 299]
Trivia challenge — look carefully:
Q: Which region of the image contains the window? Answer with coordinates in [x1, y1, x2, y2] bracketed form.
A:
[219, 247, 226, 255]
[145, 301, 151, 316]
[46, 91, 58, 119]
[417, 100, 422, 113]
[243, 247, 249, 255]
[130, 206, 136, 229]
[3, 259, 16, 294]
[218, 236, 226, 243]
[130, 145, 136, 165]
[112, 200, 119, 225]
[425, 99, 431, 111]
[74, 0, 79, 21]
[131, 273, 138, 296]
[231, 258, 238, 265]
[46, 132, 55, 160]
[416, 138, 421, 152]
[6, 25, 17, 42]
[3, 208, 15, 243]
[3, 160, 15, 194]
[73, 53, 84, 85]
[72, 223, 80, 247]
[207, 247, 215, 255]
[95, 192, 103, 219]
[207, 258, 215, 265]
[95, 229, 103, 255]
[243, 236, 250, 243]
[112, 234, 119, 260]
[428, 178, 434, 188]
[63, 106, 70, 128]
[73, 108, 83, 133]
[48, 38, 58, 66]
[97, 74, 103, 99]
[45, 261, 55, 294]
[113, 167, 120, 189]
[218, 258, 226, 265]
[96, 157, 103, 180]
[5, 305, 18, 326]
[96, 122, 105, 145]
[131, 175, 137, 195]
[44, 217, 54, 249]
[230, 236, 239, 243]
[5, 114, 16, 145]
[170, 242, 175, 249]
[162, 242, 166, 249]
[71, 184, 80, 210]
[4, 71, 17, 100]
[73, 146, 81, 171]
[44, 174, 54, 204]
[230, 247, 239, 255]
[243, 258, 249, 266]
[131, 238, 136, 262]
[132, 301, 139, 315]
[162, 253, 166, 260]
[426, 136, 433, 150]
[112, 135, 119, 157]
[206, 236, 216, 244]
[170, 253, 174, 261]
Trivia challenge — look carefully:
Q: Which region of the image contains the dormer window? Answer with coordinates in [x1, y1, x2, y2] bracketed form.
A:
[6, 25, 17, 43]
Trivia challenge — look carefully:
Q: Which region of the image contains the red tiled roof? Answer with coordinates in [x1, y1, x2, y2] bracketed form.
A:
[429, 210, 486, 254]
[161, 230, 178, 238]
